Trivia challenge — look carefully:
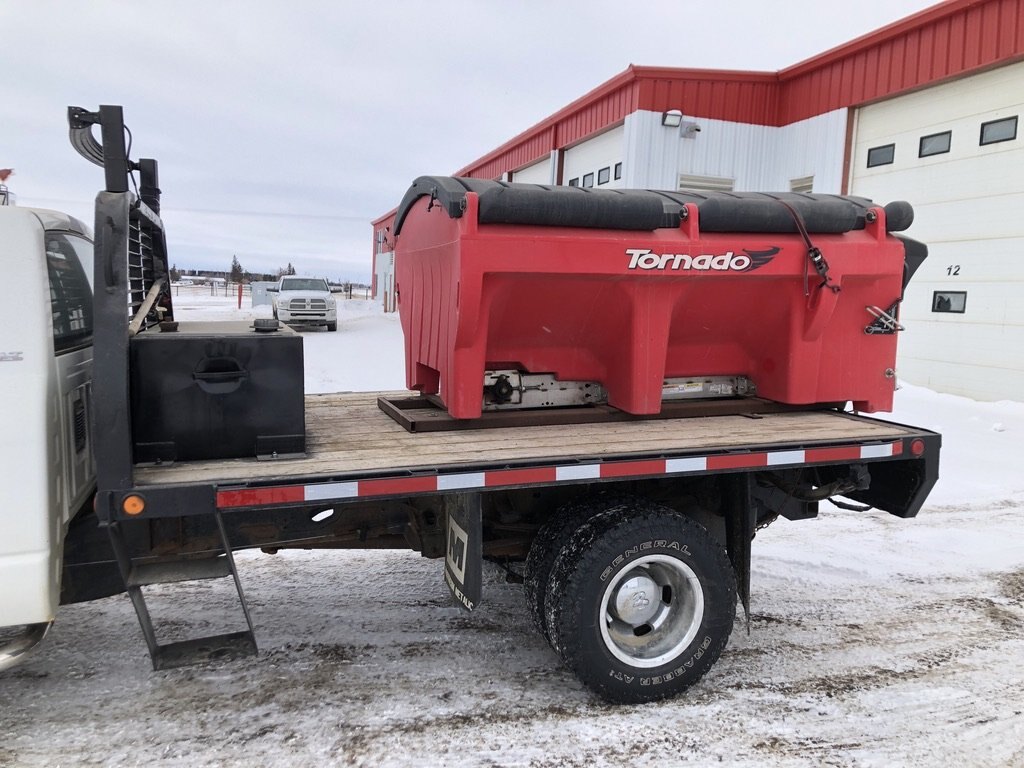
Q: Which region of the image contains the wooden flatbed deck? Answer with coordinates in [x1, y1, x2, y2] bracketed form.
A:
[133, 391, 920, 488]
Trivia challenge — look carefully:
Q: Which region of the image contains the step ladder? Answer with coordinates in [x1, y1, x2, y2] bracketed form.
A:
[107, 510, 258, 670]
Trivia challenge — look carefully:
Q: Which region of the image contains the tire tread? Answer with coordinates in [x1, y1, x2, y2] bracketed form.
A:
[545, 501, 737, 704]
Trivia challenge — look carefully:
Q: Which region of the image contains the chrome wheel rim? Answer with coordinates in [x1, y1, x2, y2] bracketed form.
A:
[599, 554, 704, 668]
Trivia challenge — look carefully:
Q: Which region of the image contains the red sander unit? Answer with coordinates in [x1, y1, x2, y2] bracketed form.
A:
[392, 177, 926, 419]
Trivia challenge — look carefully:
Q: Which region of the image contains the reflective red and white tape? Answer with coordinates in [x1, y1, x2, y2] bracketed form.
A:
[216, 440, 904, 509]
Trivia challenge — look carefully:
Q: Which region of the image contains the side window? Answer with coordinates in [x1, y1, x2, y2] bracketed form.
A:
[867, 144, 895, 168]
[46, 233, 94, 354]
[919, 131, 951, 158]
[980, 116, 1017, 145]
[932, 291, 966, 313]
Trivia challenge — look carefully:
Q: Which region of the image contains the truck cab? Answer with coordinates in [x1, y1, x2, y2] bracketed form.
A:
[270, 276, 337, 331]
[0, 205, 95, 669]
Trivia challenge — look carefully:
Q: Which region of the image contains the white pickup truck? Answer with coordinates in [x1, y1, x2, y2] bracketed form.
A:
[270, 276, 337, 331]
[0, 204, 97, 669]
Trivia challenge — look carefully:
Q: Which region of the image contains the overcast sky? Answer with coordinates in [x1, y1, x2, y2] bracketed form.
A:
[2, 0, 940, 282]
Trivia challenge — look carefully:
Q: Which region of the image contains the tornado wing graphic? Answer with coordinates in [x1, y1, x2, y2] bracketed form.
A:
[742, 246, 781, 272]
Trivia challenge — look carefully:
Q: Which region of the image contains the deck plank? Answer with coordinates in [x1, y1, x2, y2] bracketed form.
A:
[133, 391, 916, 487]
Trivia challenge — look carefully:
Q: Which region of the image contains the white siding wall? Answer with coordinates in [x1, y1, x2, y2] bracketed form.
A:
[624, 109, 847, 193]
[677, 117, 771, 191]
[623, 110, 683, 189]
[374, 251, 395, 311]
[851, 60, 1024, 401]
[767, 109, 848, 193]
[512, 154, 555, 185]
[563, 126, 626, 188]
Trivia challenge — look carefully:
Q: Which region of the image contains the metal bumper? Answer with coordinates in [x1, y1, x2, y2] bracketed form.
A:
[280, 311, 331, 324]
[0, 622, 51, 672]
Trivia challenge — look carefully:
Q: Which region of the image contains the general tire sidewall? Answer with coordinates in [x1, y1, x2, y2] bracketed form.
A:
[566, 528, 735, 701]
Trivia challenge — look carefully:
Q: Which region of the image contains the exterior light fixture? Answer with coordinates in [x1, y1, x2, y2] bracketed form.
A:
[662, 109, 683, 127]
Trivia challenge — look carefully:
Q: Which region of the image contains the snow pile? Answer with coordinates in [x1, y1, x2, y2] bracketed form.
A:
[889, 381, 1024, 506]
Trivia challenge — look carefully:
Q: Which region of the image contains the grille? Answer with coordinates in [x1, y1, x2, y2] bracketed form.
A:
[678, 173, 735, 193]
[73, 396, 87, 453]
[288, 298, 328, 311]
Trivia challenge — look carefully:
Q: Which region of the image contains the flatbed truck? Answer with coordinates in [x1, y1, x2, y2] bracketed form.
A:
[0, 105, 939, 704]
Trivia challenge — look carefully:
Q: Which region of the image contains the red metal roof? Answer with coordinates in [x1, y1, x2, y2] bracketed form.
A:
[457, 67, 779, 180]
[458, 0, 1024, 179]
[777, 0, 1024, 122]
[632, 67, 779, 125]
[373, 0, 1024, 243]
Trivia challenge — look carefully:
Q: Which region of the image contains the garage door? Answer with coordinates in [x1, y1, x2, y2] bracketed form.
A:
[850, 60, 1024, 402]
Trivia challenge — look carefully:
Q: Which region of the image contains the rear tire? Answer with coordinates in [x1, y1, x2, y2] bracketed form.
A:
[524, 494, 635, 643]
[545, 502, 736, 704]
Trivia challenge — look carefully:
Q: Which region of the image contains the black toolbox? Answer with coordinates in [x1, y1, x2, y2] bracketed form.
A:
[129, 321, 305, 462]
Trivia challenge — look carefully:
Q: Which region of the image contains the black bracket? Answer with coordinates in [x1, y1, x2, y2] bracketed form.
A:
[865, 301, 904, 335]
[67, 105, 132, 193]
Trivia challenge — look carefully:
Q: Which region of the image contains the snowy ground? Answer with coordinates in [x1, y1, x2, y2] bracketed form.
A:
[2, 291, 1023, 767]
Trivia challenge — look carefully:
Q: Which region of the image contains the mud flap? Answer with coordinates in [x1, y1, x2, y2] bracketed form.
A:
[443, 493, 482, 611]
[724, 476, 754, 631]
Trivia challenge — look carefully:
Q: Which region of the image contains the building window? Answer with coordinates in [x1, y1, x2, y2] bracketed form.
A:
[919, 131, 951, 158]
[582, 172, 594, 188]
[980, 116, 1017, 145]
[597, 167, 610, 185]
[790, 175, 814, 194]
[568, 177, 579, 187]
[932, 291, 967, 314]
[867, 144, 895, 168]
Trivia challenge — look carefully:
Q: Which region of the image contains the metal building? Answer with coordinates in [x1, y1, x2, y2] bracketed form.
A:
[373, 0, 1024, 402]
